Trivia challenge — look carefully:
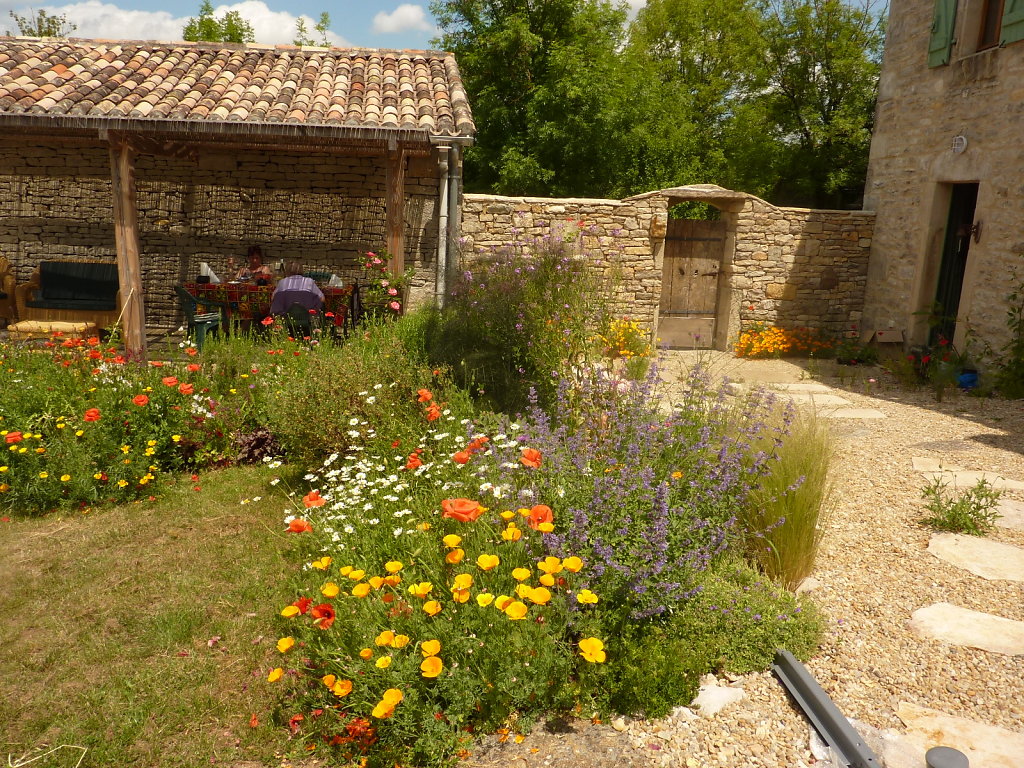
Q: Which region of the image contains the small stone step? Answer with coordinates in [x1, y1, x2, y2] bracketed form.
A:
[921, 470, 1024, 491]
[785, 392, 854, 406]
[927, 533, 1024, 582]
[897, 702, 1024, 768]
[996, 499, 1024, 531]
[912, 457, 964, 473]
[818, 407, 887, 419]
[910, 602, 1024, 655]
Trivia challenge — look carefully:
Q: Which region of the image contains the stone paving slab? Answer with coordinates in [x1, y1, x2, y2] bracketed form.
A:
[818, 407, 888, 419]
[767, 381, 835, 394]
[927, 533, 1024, 581]
[911, 456, 964, 473]
[783, 393, 854, 406]
[897, 702, 1024, 768]
[920, 470, 1024, 491]
[996, 499, 1024, 531]
[910, 602, 1024, 655]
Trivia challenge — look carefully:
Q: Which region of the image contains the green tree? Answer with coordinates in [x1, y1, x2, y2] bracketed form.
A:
[431, 0, 627, 197]
[294, 12, 332, 46]
[7, 8, 77, 37]
[182, 0, 255, 43]
[758, 0, 885, 207]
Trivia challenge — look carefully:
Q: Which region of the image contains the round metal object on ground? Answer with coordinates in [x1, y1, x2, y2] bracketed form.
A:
[926, 746, 969, 768]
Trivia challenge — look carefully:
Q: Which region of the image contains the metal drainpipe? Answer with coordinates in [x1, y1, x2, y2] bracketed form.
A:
[446, 144, 462, 307]
[436, 145, 450, 308]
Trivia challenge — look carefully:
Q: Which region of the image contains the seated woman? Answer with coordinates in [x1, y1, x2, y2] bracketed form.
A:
[270, 261, 325, 315]
[229, 245, 274, 284]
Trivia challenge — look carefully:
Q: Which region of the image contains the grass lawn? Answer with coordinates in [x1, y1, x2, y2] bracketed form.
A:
[0, 465, 301, 767]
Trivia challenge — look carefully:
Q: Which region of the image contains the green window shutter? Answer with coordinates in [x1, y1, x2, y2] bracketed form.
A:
[928, 0, 958, 66]
[1002, 0, 1024, 44]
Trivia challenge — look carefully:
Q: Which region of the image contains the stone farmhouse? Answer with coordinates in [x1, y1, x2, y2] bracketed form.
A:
[862, 0, 1024, 353]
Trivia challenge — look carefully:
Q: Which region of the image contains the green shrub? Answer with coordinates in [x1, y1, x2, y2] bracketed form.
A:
[920, 477, 1003, 535]
[427, 235, 611, 413]
[741, 408, 834, 590]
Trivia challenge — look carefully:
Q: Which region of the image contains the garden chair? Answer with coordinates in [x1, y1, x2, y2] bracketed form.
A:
[174, 285, 227, 351]
[281, 302, 318, 338]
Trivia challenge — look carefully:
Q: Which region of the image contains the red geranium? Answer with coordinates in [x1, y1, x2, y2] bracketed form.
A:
[311, 603, 336, 630]
[527, 504, 553, 530]
[441, 498, 483, 523]
[520, 448, 542, 469]
[83, 408, 101, 422]
[132, 394, 149, 407]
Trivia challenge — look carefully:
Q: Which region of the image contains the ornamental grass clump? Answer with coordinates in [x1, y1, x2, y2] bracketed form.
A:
[426, 233, 611, 413]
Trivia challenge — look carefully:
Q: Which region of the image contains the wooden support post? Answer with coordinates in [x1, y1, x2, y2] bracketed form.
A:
[108, 136, 147, 359]
[385, 144, 406, 276]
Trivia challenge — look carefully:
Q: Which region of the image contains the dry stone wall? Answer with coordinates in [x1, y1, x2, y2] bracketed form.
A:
[460, 194, 668, 327]
[732, 196, 875, 338]
[0, 139, 441, 326]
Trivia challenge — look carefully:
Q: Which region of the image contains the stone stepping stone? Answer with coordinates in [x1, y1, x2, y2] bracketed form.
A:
[897, 702, 1024, 768]
[927, 533, 1024, 581]
[784, 392, 853, 406]
[921, 470, 1024, 491]
[818, 407, 887, 419]
[769, 381, 835, 394]
[910, 602, 1024, 655]
[996, 499, 1024, 531]
[911, 457, 963, 473]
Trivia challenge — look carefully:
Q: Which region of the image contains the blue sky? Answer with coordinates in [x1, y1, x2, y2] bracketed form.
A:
[1, 1, 446, 49]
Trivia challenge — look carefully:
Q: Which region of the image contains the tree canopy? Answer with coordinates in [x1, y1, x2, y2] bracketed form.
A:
[433, 0, 886, 208]
[182, 0, 255, 43]
[7, 9, 77, 37]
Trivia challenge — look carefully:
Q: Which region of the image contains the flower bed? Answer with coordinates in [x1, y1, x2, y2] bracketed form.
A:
[734, 323, 834, 358]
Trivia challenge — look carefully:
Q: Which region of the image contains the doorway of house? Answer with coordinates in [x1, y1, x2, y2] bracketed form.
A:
[932, 183, 978, 344]
[658, 217, 725, 348]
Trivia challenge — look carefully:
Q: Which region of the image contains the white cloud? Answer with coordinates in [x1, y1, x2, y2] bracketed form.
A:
[8, 1, 349, 46]
[372, 4, 432, 35]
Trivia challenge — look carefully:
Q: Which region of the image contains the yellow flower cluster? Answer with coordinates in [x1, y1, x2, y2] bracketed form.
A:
[596, 317, 652, 360]
[734, 325, 833, 359]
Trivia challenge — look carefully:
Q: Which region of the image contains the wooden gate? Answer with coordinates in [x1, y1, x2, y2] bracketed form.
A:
[658, 218, 725, 348]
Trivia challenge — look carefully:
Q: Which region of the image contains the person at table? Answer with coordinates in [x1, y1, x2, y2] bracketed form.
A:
[270, 261, 325, 315]
[228, 246, 274, 284]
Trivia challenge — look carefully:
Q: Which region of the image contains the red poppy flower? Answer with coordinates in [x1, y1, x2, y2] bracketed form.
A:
[185, 347, 198, 356]
[452, 451, 471, 465]
[417, 388, 433, 402]
[288, 713, 304, 734]
[132, 394, 149, 407]
[187, 363, 201, 372]
[520, 448, 542, 469]
[88, 350, 102, 360]
[527, 504, 553, 530]
[178, 383, 195, 396]
[161, 376, 179, 387]
[287, 518, 313, 533]
[149, 360, 164, 367]
[87, 336, 100, 347]
[441, 498, 483, 523]
[261, 315, 274, 326]
[311, 603, 336, 630]
[4, 431, 23, 444]
[113, 355, 126, 364]
[406, 454, 423, 470]
[425, 404, 442, 422]
[303, 490, 326, 508]
[83, 408, 101, 422]
[293, 596, 313, 614]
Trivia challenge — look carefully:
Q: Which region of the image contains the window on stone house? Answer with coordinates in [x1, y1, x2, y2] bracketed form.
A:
[979, 0, 1005, 48]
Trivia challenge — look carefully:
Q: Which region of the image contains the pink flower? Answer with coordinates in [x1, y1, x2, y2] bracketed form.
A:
[388, 288, 398, 296]
[389, 301, 401, 311]
[381, 280, 390, 287]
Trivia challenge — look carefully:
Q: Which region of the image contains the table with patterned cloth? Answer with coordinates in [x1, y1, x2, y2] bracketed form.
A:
[183, 282, 354, 327]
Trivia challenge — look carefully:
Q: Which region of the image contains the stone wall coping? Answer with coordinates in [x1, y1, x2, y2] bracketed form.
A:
[464, 193, 629, 206]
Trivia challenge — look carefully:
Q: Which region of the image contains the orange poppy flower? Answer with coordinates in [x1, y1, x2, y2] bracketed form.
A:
[452, 451, 471, 465]
[441, 498, 483, 523]
[132, 395, 149, 407]
[161, 376, 179, 387]
[417, 388, 433, 402]
[303, 490, 326, 508]
[406, 454, 423, 470]
[4, 431, 23, 444]
[287, 518, 313, 533]
[186, 363, 201, 372]
[83, 408, 101, 422]
[421, 656, 443, 678]
[178, 383, 194, 396]
[527, 504, 553, 530]
[292, 596, 313, 614]
[425, 404, 442, 421]
[519, 448, 542, 468]
[261, 316, 274, 326]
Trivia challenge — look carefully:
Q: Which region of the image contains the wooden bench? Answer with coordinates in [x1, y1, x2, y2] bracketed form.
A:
[15, 260, 122, 330]
[7, 320, 99, 341]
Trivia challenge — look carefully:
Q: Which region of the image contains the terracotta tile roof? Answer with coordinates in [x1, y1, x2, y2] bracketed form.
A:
[0, 38, 475, 142]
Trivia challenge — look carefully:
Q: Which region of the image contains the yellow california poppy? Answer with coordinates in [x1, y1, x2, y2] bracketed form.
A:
[421, 656, 443, 678]
[268, 667, 283, 682]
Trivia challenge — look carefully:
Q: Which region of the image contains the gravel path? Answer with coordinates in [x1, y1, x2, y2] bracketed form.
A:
[473, 354, 1024, 768]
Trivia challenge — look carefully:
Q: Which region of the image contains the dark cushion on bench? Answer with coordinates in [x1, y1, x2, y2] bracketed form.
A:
[39, 262, 119, 304]
[26, 297, 118, 311]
